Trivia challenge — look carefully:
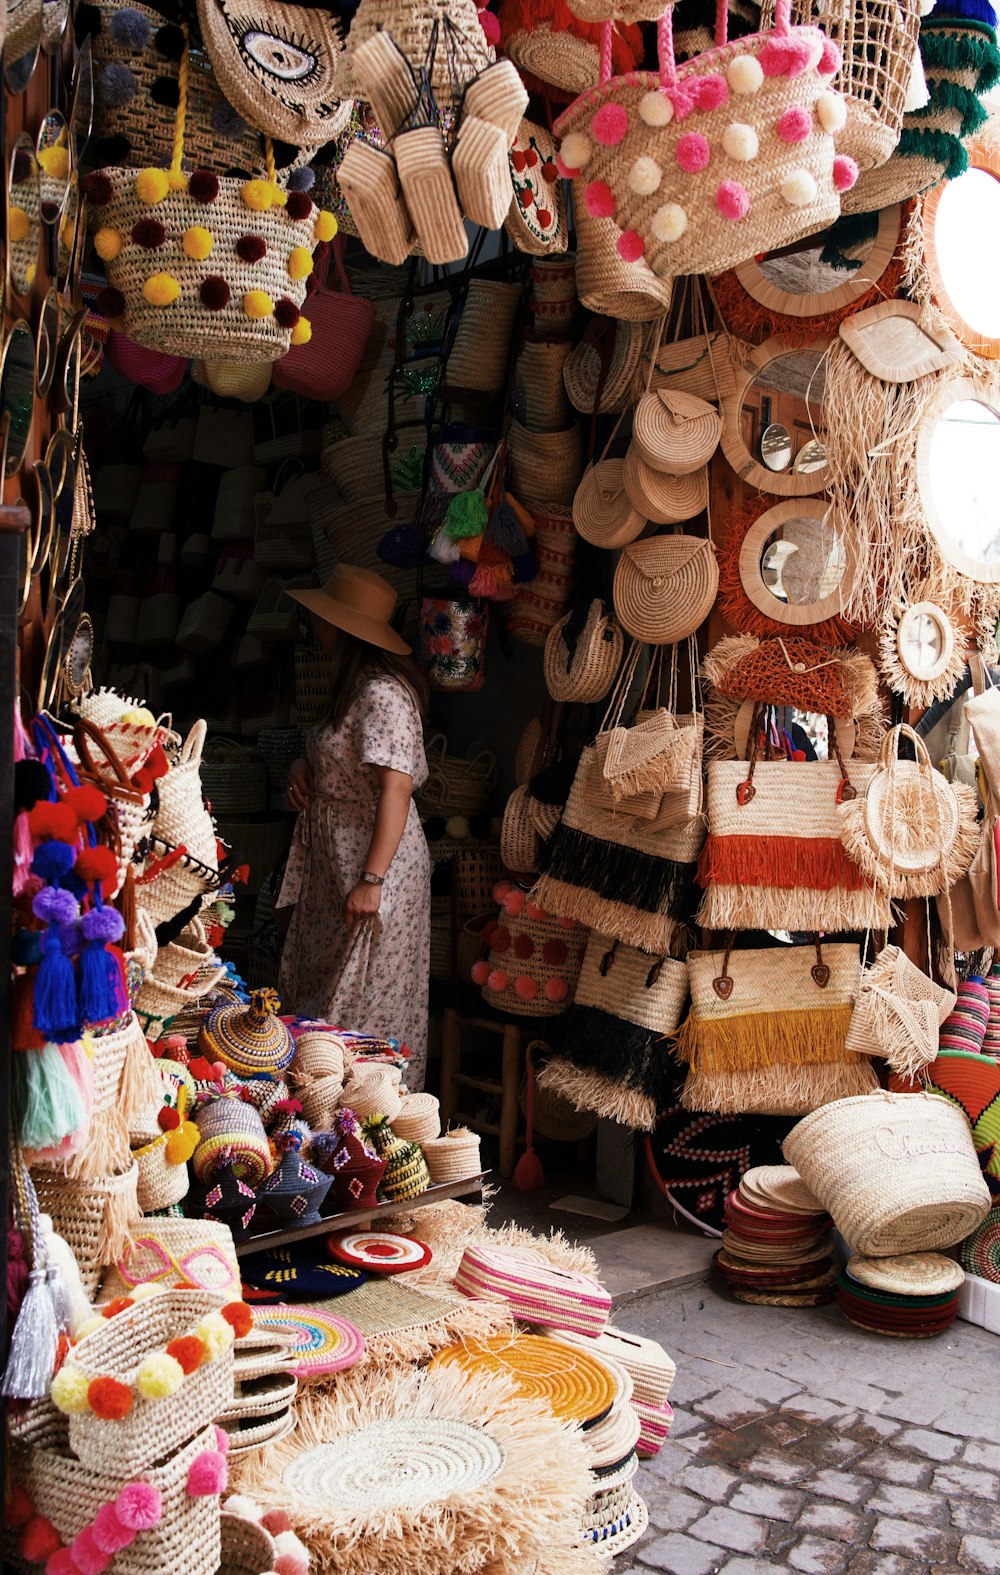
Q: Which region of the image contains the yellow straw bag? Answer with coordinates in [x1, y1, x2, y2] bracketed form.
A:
[86, 26, 336, 362]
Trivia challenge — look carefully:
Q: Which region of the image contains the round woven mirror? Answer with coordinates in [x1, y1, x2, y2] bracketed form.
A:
[739, 499, 854, 627]
[721, 337, 833, 497]
[734, 204, 903, 320]
[924, 139, 1000, 360]
[916, 377, 1000, 581]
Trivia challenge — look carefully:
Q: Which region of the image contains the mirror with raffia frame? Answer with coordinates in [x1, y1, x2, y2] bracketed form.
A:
[923, 136, 1000, 361]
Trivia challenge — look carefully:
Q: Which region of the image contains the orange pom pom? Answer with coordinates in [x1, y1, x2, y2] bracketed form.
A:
[102, 1296, 135, 1318]
[88, 1376, 132, 1419]
[166, 1335, 204, 1375]
[220, 1301, 253, 1339]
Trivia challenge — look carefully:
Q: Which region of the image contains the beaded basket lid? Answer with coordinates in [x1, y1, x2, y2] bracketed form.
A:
[200, 986, 294, 1075]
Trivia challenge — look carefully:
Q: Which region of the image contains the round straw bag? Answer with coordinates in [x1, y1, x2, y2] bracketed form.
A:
[422, 1126, 482, 1182]
[623, 445, 709, 525]
[544, 599, 624, 703]
[501, 785, 546, 874]
[632, 390, 722, 476]
[219, 1513, 277, 1575]
[613, 535, 719, 645]
[563, 318, 648, 415]
[573, 459, 646, 549]
[783, 1090, 991, 1255]
[392, 1091, 442, 1144]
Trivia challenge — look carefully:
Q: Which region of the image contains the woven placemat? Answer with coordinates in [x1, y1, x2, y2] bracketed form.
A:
[326, 1278, 472, 1335]
[223, 1407, 297, 1455]
[731, 1265, 839, 1306]
[739, 1165, 825, 1214]
[846, 1252, 964, 1297]
[283, 1417, 506, 1513]
[251, 1304, 366, 1378]
[327, 1229, 433, 1275]
[431, 1333, 618, 1427]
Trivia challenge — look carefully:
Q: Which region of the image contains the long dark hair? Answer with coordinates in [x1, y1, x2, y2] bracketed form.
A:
[320, 631, 429, 735]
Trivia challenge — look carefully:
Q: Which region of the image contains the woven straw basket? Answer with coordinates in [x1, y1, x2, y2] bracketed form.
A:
[507, 506, 577, 646]
[573, 459, 646, 550]
[783, 1090, 991, 1255]
[544, 600, 624, 703]
[448, 279, 523, 393]
[219, 1513, 277, 1575]
[6, 1411, 222, 1575]
[613, 535, 719, 645]
[509, 419, 584, 507]
[453, 844, 506, 914]
[32, 1163, 141, 1298]
[200, 740, 268, 816]
[101, 1217, 242, 1303]
[513, 339, 573, 432]
[134, 1130, 191, 1211]
[632, 390, 722, 476]
[418, 734, 498, 818]
[759, 0, 922, 174]
[61, 1291, 235, 1476]
[392, 1091, 442, 1144]
[480, 901, 587, 1017]
[555, 0, 854, 284]
[573, 194, 674, 322]
[422, 1126, 482, 1182]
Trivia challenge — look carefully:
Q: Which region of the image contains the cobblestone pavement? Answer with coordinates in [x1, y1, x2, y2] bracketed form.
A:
[615, 1281, 999, 1574]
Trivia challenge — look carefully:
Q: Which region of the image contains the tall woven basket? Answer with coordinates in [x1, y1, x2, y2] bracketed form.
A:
[783, 1090, 991, 1255]
[31, 1163, 141, 1297]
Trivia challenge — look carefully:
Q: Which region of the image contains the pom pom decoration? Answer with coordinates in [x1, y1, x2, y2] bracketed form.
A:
[314, 210, 337, 242]
[14, 759, 53, 814]
[698, 73, 729, 109]
[780, 167, 818, 205]
[721, 123, 758, 160]
[71, 1525, 113, 1574]
[285, 190, 313, 219]
[514, 975, 538, 1000]
[545, 978, 569, 1002]
[48, 1548, 80, 1574]
[51, 1364, 91, 1413]
[199, 276, 231, 311]
[154, 22, 186, 58]
[182, 225, 214, 259]
[816, 89, 847, 132]
[64, 786, 107, 825]
[560, 132, 592, 170]
[833, 155, 858, 192]
[187, 1449, 227, 1498]
[445, 490, 489, 539]
[777, 106, 812, 142]
[261, 1509, 292, 1536]
[136, 1351, 185, 1399]
[486, 969, 509, 992]
[96, 286, 126, 319]
[214, 1425, 230, 1454]
[94, 227, 124, 261]
[584, 179, 615, 218]
[135, 168, 170, 205]
[97, 63, 137, 107]
[166, 1334, 204, 1373]
[150, 76, 181, 108]
[87, 1377, 132, 1419]
[274, 296, 300, 328]
[115, 1483, 163, 1532]
[592, 103, 628, 145]
[212, 100, 248, 138]
[142, 272, 180, 306]
[82, 173, 114, 207]
[20, 1518, 62, 1562]
[237, 235, 267, 263]
[243, 290, 274, 319]
[290, 318, 312, 346]
[242, 179, 275, 212]
[727, 55, 764, 93]
[189, 170, 220, 204]
[716, 179, 751, 219]
[819, 38, 840, 74]
[91, 1504, 131, 1557]
[479, 5, 501, 42]
[616, 229, 644, 261]
[676, 133, 710, 172]
[29, 802, 79, 843]
[193, 1311, 235, 1359]
[109, 6, 151, 47]
[286, 245, 312, 280]
[220, 1300, 253, 1338]
[164, 1121, 199, 1163]
[471, 960, 490, 985]
[627, 155, 661, 195]
[639, 90, 674, 126]
[5, 1484, 33, 1528]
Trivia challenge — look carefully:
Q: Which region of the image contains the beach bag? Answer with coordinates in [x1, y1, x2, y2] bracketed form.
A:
[838, 723, 979, 900]
[541, 931, 689, 1131]
[272, 240, 376, 401]
[554, 0, 855, 284]
[418, 598, 489, 692]
[675, 938, 877, 1116]
[475, 891, 587, 1018]
[845, 943, 956, 1083]
[544, 599, 624, 704]
[592, 640, 704, 805]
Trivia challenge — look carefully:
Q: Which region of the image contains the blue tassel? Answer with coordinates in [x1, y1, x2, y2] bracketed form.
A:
[79, 908, 126, 1026]
[485, 501, 529, 557]
[33, 925, 80, 1041]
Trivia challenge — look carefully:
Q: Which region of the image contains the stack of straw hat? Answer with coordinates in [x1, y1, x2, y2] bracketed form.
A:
[836, 1252, 965, 1338]
[714, 1165, 838, 1307]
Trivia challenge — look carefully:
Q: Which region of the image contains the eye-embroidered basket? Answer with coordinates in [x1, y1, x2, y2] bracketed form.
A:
[553, 0, 857, 283]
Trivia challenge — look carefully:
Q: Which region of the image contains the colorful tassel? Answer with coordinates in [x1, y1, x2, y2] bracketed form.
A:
[13, 1041, 88, 1152]
[79, 905, 127, 1026]
[445, 490, 489, 539]
[32, 888, 82, 1043]
[485, 500, 529, 557]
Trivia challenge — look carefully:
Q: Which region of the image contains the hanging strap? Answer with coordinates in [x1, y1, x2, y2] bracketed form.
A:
[713, 934, 829, 999]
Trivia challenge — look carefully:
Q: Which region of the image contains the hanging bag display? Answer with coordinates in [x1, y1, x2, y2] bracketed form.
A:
[554, 0, 857, 286]
[613, 534, 718, 647]
[593, 640, 704, 803]
[272, 240, 376, 402]
[845, 942, 956, 1083]
[698, 706, 889, 932]
[838, 722, 979, 899]
[675, 938, 877, 1115]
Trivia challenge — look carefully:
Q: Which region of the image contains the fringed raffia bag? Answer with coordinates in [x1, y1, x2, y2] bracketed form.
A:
[533, 744, 706, 952]
[838, 724, 979, 900]
[540, 932, 689, 1132]
[674, 939, 877, 1115]
[698, 716, 890, 932]
[592, 640, 704, 805]
[845, 943, 956, 1083]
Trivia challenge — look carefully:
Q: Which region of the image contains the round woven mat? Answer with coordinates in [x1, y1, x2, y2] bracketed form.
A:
[839, 1307, 957, 1339]
[283, 1417, 505, 1512]
[715, 1249, 833, 1285]
[739, 1166, 824, 1214]
[720, 1229, 828, 1264]
[251, 1304, 366, 1378]
[959, 1204, 1000, 1281]
[431, 1334, 618, 1427]
[224, 1407, 297, 1455]
[731, 1265, 839, 1306]
[846, 1252, 965, 1298]
[326, 1229, 432, 1276]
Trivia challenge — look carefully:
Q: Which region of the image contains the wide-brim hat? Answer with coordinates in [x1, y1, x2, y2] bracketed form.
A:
[287, 564, 410, 655]
[195, 0, 352, 146]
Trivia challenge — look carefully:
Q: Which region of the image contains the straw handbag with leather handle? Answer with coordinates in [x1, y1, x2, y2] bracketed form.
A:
[845, 943, 956, 1082]
[554, 1, 857, 284]
[541, 931, 689, 1132]
[272, 240, 376, 401]
[675, 938, 877, 1116]
[613, 535, 718, 647]
[838, 723, 979, 900]
[698, 706, 889, 932]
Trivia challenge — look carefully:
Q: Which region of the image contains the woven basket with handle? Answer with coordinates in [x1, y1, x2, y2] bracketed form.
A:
[417, 734, 497, 818]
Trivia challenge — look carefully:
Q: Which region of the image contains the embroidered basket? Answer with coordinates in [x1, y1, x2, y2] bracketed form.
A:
[506, 505, 577, 646]
[6, 1412, 222, 1575]
[100, 1217, 242, 1303]
[783, 1089, 992, 1254]
[57, 1291, 235, 1476]
[554, 0, 856, 284]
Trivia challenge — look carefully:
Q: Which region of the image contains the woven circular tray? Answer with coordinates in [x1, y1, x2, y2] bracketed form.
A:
[250, 1304, 366, 1378]
[431, 1333, 619, 1427]
[326, 1229, 433, 1276]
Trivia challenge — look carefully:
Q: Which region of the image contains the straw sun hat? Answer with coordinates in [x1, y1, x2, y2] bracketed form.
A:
[287, 564, 410, 655]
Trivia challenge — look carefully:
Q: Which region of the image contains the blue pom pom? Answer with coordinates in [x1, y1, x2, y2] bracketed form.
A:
[211, 98, 248, 140]
[32, 842, 76, 884]
[109, 6, 151, 48]
[96, 63, 137, 107]
[288, 166, 316, 192]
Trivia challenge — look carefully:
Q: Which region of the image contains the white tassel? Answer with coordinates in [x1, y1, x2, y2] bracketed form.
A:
[904, 44, 930, 111]
[3, 1268, 58, 1399]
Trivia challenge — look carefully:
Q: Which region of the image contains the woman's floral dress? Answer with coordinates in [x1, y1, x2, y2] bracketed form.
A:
[278, 674, 430, 1088]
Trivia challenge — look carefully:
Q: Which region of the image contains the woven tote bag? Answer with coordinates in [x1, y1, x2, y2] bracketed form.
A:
[544, 599, 624, 704]
[542, 931, 689, 1131]
[845, 943, 956, 1082]
[532, 745, 706, 952]
[554, 0, 856, 284]
[32, 1163, 140, 1297]
[504, 118, 569, 255]
[506, 506, 578, 646]
[613, 535, 719, 646]
[783, 1089, 991, 1253]
[698, 749, 890, 932]
[272, 241, 376, 400]
[675, 940, 877, 1115]
[838, 724, 979, 900]
[476, 894, 587, 1017]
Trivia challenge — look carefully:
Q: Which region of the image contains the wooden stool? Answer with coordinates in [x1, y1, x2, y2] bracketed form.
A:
[440, 1008, 524, 1178]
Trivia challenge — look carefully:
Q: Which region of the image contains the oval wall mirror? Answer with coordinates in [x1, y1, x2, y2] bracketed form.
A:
[917, 378, 1000, 581]
[721, 337, 832, 497]
[739, 499, 854, 627]
[36, 110, 72, 224]
[0, 321, 36, 480]
[7, 134, 40, 299]
[37, 575, 84, 712]
[46, 429, 78, 589]
[36, 286, 60, 396]
[734, 204, 903, 320]
[924, 139, 1000, 359]
[70, 39, 94, 164]
[3, 0, 43, 92]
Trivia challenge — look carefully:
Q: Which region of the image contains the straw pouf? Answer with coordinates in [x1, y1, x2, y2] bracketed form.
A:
[391, 1091, 442, 1145]
[238, 1365, 594, 1575]
[422, 1126, 482, 1183]
[572, 460, 645, 549]
[200, 986, 294, 1077]
[582, 1452, 648, 1557]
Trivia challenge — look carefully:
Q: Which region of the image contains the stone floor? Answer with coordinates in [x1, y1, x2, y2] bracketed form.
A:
[615, 1282, 1000, 1575]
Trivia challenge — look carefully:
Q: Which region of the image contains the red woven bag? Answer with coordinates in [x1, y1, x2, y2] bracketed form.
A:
[272, 240, 376, 402]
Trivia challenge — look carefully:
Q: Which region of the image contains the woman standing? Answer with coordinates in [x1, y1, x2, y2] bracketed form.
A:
[278, 565, 431, 1089]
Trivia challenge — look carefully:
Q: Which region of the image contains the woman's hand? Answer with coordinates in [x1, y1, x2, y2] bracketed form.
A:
[285, 756, 314, 813]
[343, 880, 382, 925]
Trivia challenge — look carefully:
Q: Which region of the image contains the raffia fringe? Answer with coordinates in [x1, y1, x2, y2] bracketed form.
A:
[837, 781, 980, 898]
[680, 1056, 879, 1116]
[674, 1003, 854, 1073]
[550, 1005, 656, 1084]
[323, 1295, 514, 1373]
[540, 821, 698, 917]
[99, 1183, 139, 1267]
[65, 1105, 131, 1182]
[847, 994, 941, 1082]
[537, 1057, 657, 1132]
[606, 752, 699, 800]
[119, 1014, 164, 1126]
[697, 882, 893, 932]
[533, 873, 683, 952]
[698, 834, 869, 892]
